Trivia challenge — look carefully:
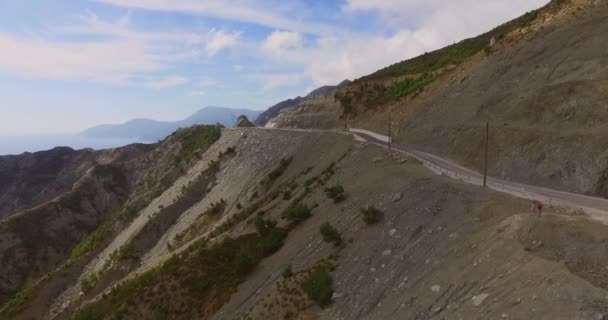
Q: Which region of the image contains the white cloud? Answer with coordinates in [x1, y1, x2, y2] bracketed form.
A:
[0, 32, 164, 84]
[188, 90, 205, 96]
[205, 29, 241, 56]
[197, 76, 219, 87]
[262, 30, 303, 58]
[249, 73, 307, 89]
[257, 0, 550, 86]
[144, 76, 188, 89]
[94, 0, 337, 35]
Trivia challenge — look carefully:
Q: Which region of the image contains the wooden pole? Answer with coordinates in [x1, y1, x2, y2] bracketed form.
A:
[483, 121, 489, 187]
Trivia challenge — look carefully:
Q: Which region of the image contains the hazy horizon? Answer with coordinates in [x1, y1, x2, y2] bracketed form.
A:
[0, 0, 549, 135]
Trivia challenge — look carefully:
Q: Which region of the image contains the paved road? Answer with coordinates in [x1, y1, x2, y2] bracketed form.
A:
[349, 128, 608, 223]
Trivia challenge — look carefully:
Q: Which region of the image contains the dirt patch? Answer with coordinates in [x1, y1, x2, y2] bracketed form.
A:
[518, 213, 608, 290]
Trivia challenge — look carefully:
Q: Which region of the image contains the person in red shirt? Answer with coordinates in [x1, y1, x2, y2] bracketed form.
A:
[531, 200, 544, 217]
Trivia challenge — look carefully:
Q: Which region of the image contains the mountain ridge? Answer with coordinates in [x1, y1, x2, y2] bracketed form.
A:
[82, 106, 260, 141]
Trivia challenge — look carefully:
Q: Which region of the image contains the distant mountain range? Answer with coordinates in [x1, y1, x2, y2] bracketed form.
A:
[253, 80, 351, 126]
[82, 106, 261, 141]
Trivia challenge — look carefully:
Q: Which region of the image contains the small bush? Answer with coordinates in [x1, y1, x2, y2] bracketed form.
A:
[320, 222, 341, 245]
[284, 204, 311, 224]
[205, 199, 227, 216]
[263, 156, 293, 186]
[282, 265, 293, 278]
[324, 185, 346, 203]
[81, 274, 98, 293]
[301, 267, 333, 307]
[361, 206, 384, 225]
[254, 216, 277, 236]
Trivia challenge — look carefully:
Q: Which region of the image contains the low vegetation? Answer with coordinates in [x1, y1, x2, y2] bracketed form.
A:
[262, 156, 294, 187]
[205, 199, 227, 216]
[336, 1, 572, 113]
[80, 274, 98, 293]
[324, 184, 346, 203]
[0, 288, 32, 320]
[284, 203, 312, 225]
[172, 125, 222, 164]
[320, 222, 342, 245]
[254, 216, 277, 236]
[361, 206, 384, 225]
[73, 228, 287, 320]
[68, 206, 135, 263]
[282, 264, 293, 279]
[301, 267, 333, 307]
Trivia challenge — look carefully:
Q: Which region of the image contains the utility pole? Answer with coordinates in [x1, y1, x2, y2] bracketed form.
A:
[483, 121, 489, 187]
[388, 112, 392, 151]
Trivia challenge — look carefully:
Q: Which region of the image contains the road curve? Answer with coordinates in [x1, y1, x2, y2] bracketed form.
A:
[349, 128, 608, 223]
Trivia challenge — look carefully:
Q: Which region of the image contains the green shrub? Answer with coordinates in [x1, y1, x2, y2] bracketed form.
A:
[262, 156, 293, 186]
[205, 199, 227, 216]
[324, 185, 346, 203]
[254, 216, 277, 236]
[361, 206, 384, 225]
[172, 126, 222, 164]
[387, 72, 438, 100]
[320, 222, 342, 245]
[284, 204, 311, 224]
[282, 265, 293, 278]
[301, 268, 333, 307]
[80, 274, 98, 293]
[0, 288, 32, 320]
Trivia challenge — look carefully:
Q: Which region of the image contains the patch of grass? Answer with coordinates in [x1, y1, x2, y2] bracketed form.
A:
[361, 206, 384, 225]
[301, 267, 333, 307]
[324, 185, 346, 203]
[172, 126, 222, 164]
[284, 203, 311, 225]
[320, 222, 342, 245]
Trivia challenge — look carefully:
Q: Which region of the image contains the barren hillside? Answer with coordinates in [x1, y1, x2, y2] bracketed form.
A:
[1, 126, 607, 320]
[271, 0, 608, 198]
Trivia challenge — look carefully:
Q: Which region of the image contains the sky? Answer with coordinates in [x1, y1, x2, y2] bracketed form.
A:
[0, 0, 549, 134]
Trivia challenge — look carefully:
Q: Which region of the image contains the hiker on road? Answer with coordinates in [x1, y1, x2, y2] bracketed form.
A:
[531, 200, 544, 217]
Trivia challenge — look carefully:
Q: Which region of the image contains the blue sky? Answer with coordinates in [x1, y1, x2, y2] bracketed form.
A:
[0, 0, 549, 134]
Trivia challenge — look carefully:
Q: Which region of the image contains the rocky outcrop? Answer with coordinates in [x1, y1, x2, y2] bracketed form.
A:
[235, 115, 255, 128]
[254, 80, 351, 126]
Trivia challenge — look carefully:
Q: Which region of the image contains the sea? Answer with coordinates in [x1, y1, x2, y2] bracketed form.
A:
[0, 134, 148, 155]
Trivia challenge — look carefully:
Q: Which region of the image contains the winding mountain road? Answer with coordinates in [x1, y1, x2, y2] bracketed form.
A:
[349, 128, 608, 223]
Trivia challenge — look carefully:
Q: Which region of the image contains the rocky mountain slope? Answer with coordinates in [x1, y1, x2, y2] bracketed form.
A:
[4, 1, 608, 319]
[253, 80, 350, 127]
[3, 126, 608, 320]
[0, 125, 221, 311]
[270, 0, 608, 199]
